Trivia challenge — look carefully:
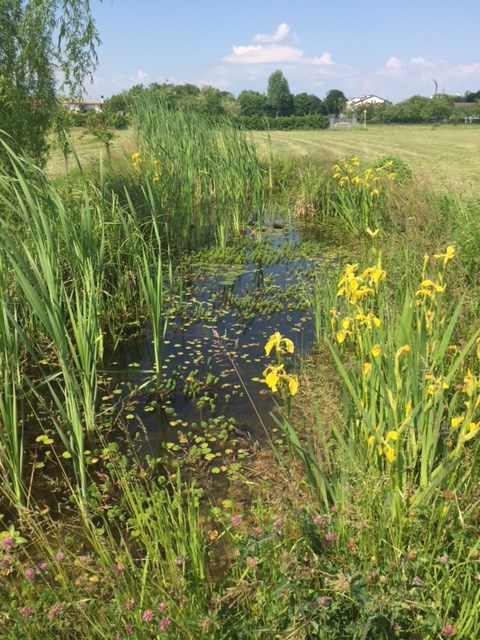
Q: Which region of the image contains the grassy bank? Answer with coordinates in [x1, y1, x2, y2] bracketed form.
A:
[1, 114, 479, 638]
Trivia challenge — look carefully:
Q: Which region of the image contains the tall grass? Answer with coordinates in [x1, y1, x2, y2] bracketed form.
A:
[0, 145, 172, 502]
[130, 94, 265, 247]
[0, 303, 25, 506]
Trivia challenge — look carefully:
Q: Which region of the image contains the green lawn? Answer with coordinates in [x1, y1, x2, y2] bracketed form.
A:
[46, 128, 135, 175]
[47, 124, 480, 195]
[252, 124, 480, 194]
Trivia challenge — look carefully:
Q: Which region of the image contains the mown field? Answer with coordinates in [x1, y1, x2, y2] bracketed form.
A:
[254, 125, 480, 194]
[48, 124, 480, 194]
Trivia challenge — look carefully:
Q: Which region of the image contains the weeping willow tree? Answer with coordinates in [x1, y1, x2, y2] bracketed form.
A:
[0, 0, 100, 165]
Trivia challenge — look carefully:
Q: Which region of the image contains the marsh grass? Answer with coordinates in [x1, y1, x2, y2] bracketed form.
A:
[130, 94, 266, 247]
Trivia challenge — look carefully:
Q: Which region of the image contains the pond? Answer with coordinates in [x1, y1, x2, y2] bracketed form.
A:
[97, 221, 339, 477]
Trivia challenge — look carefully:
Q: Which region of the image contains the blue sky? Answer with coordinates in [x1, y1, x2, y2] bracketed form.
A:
[87, 0, 480, 103]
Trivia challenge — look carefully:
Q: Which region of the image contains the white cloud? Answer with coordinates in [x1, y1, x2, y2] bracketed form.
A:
[410, 57, 426, 65]
[253, 23, 291, 44]
[136, 69, 149, 81]
[224, 44, 304, 65]
[223, 24, 336, 69]
[310, 53, 334, 66]
[385, 57, 403, 69]
[444, 62, 480, 79]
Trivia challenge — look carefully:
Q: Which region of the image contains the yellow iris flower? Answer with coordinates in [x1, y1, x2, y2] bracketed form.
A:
[262, 364, 298, 396]
[264, 332, 294, 357]
[433, 245, 455, 265]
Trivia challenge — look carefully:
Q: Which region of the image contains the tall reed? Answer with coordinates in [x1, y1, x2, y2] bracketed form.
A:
[130, 93, 265, 248]
[0, 301, 25, 506]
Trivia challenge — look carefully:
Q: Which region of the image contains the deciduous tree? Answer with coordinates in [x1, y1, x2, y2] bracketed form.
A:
[0, 0, 100, 165]
[267, 70, 294, 117]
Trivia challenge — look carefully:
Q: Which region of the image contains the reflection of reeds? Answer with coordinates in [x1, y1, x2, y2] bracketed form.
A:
[130, 94, 265, 247]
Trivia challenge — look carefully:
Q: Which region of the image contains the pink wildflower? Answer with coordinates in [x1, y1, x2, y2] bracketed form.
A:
[159, 617, 171, 631]
[442, 623, 456, 637]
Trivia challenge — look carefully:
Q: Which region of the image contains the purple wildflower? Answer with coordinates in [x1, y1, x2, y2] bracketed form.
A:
[47, 602, 62, 621]
[125, 624, 134, 635]
[246, 556, 258, 567]
[158, 601, 167, 613]
[412, 575, 424, 587]
[1, 536, 15, 549]
[439, 555, 449, 565]
[36, 560, 48, 573]
[24, 567, 35, 580]
[325, 532, 337, 542]
[231, 514, 243, 526]
[54, 551, 65, 563]
[125, 598, 136, 611]
[21, 605, 34, 618]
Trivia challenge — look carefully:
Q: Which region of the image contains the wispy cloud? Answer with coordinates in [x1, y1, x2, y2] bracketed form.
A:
[224, 44, 304, 65]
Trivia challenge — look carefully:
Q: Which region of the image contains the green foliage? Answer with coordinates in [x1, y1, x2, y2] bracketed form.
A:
[0, 0, 99, 166]
[266, 70, 294, 117]
[237, 90, 270, 117]
[238, 114, 329, 131]
[379, 94, 455, 124]
[293, 92, 326, 116]
[84, 113, 116, 160]
[130, 93, 265, 248]
[370, 155, 414, 183]
[323, 89, 347, 115]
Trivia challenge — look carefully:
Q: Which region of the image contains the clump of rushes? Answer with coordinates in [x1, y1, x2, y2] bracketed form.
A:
[329, 245, 480, 494]
[328, 156, 397, 235]
[261, 331, 298, 416]
[130, 93, 265, 250]
[280, 244, 480, 637]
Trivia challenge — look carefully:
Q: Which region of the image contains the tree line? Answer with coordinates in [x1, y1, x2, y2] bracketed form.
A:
[102, 71, 480, 127]
[102, 71, 345, 120]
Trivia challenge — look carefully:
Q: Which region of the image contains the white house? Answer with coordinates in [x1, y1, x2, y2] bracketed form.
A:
[63, 98, 104, 113]
[346, 95, 388, 110]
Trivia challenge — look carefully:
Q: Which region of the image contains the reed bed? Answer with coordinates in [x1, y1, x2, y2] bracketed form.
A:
[130, 94, 266, 247]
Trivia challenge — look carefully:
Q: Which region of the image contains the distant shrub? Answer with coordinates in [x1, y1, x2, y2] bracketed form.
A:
[237, 114, 329, 131]
[371, 155, 414, 183]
